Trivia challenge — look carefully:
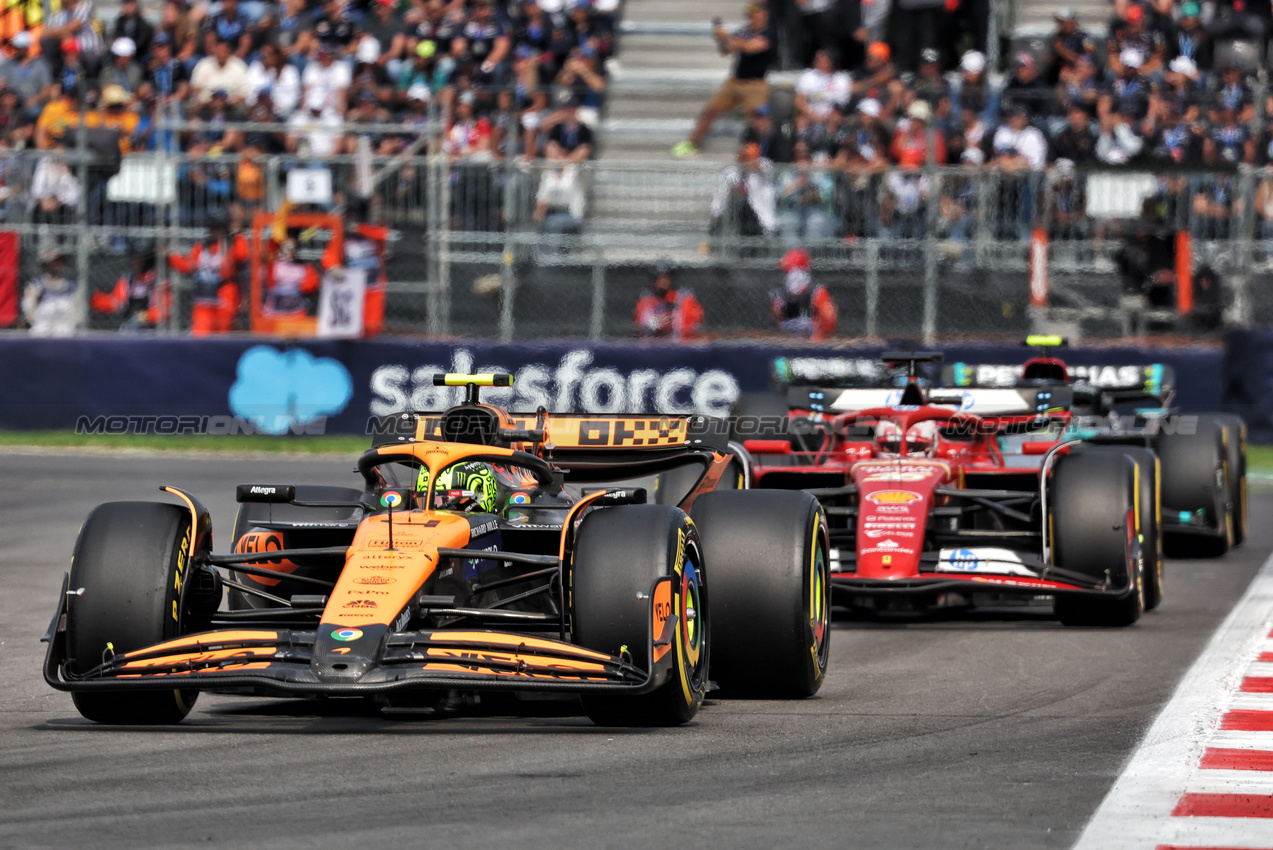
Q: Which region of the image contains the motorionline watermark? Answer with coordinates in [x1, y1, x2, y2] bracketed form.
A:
[75, 415, 329, 436]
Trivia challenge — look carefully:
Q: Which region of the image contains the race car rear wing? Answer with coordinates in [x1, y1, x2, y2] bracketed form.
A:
[942, 361, 1175, 401]
[789, 385, 1073, 417]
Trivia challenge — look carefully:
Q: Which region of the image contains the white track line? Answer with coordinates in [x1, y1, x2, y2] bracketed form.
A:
[1184, 769, 1273, 795]
[1072, 550, 1273, 850]
[1156, 818, 1273, 847]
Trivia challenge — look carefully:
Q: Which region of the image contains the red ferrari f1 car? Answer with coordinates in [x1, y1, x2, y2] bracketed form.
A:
[44, 374, 830, 726]
[737, 353, 1162, 627]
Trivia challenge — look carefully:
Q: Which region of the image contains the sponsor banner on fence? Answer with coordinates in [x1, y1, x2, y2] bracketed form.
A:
[0, 337, 1232, 436]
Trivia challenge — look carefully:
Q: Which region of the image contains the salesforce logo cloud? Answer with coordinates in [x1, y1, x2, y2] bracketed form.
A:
[229, 345, 354, 435]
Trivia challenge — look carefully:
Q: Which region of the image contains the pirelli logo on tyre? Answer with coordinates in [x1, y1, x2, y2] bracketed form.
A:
[866, 490, 923, 505]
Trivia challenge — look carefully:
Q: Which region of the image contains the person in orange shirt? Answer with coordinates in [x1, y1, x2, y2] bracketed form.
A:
[634, 261, 705, 340]
[90, 252, 170, 329]
[88, 84, 139, 151]
[168, 213, 248, 334]
[770, 247, 836, 340]
[35, 80, 79, 148]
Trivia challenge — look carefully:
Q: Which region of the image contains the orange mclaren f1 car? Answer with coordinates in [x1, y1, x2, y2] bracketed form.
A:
[43, 374, 830, 726]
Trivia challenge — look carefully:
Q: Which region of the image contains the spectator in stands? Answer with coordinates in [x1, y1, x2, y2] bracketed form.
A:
[910, 48, 952, 129]
[835, 98, 889, 236]
[1161, 56, 1202, 124]
[1096, 101, 1147, 164]
[1099, 48, 1152, 124]
[30, 134, 78, 226]
[1211, 61, 1254, 125]
[0, 32, 53, 120]
[796, 49, 850, 121]
[849, 41, 897, 109]
[35, 82, 79, 149]
[1002, 51, 1049, 118]
[204, 0, 253, 59]
[287, 88, 345, 159]
[1205, 104, 1255, 165]
[1108, 4, 1166, 77]
[22, 250, 78, 336]
[946, 99, 988, 166]
[0, 84, 33, 147]
[1053, 102, 1098, 165]
[672, 2, 774, 158]
[1047, 8, 1094, 84]
[98, 85, 142, 152]
[777, 140, 836, 247]
[43, 0, 101, 79]
[1169, 2, 1212, 71]
[146, 33, 190, 105]
[111, 0, 154, 61]
[544, 92, 593, 162]
[98, 37, 143, 94]
[890, 99, 946, 167]
[302, 43, 351, 114]
[950, 50, 996, 126]
[364, 0, 408, 79]
[771, 247, 836, 339]
[743, 104, 792, 162]
[634, 262, 705, 340]
[158, 0, 200, 67]
[555, 46, 606, 110]
[1147, 98, 1204, 166]
[191, 38, 250, 105]
[992, 104, 1047, 172]
[534, 160, 585, 251]
[1056, 55, 1099, 119]
[445, 89, 492, 158]
[247, 43, 300, 118]
[466, 0, 514, 87]
[1046, 159, 1088, 239]
[709, 141, 778, 243]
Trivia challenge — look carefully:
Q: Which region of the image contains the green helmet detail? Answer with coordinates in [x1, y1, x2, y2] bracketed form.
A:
[432, 461, 498, 513]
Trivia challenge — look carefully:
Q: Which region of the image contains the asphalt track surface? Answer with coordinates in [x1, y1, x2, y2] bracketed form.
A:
[1, 452, 1269, 849]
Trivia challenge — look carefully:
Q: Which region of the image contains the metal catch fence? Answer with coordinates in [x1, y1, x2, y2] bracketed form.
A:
[5, 124, 1272, 340]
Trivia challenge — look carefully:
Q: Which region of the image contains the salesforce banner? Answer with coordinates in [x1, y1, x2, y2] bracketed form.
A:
[0, 336, 1232, 436]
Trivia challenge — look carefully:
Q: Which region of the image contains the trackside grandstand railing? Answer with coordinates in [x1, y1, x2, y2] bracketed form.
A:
[6, 122, 1272, 340]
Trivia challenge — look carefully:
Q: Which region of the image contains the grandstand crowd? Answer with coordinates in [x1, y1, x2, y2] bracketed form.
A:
[687, 0, 1273, 244]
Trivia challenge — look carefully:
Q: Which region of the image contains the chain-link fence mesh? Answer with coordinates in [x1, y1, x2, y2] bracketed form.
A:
[7, 129, 1273, 340]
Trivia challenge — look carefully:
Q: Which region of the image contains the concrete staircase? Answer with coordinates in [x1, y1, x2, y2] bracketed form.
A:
[587, 0, 759, 246]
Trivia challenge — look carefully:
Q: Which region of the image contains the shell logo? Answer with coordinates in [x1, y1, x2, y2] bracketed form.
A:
[867, 490, 922, 504]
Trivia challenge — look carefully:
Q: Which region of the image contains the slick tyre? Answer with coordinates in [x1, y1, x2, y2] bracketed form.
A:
[228, 485, 362, 610]
[691, 490, 830, 697]
[572, 505, 707, 727]
[1078, 445, 1163, 612]
[66, 501, 199, 724]
[1208, 414, 1247, 547]
[1050, 452, 1145, 628]
[1158, 416, 1232, 557]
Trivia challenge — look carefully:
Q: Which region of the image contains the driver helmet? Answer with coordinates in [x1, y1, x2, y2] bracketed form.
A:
[874, 420, 938, 457]
[905, 420, 939, 457]
[422, 461, 538, 515]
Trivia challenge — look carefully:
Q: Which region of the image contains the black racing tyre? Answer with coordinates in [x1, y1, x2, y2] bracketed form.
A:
[1078, 445, 1163, 612]
[228, 485, 362, 610]
[691, 490, 830, 697]
[1157, 416, 1231, 557]
[1050, 452, 1145, 628]
[66, 501, 199, 724]
[1207, 413, 1247, 547]
[572, 505, 707, 727]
